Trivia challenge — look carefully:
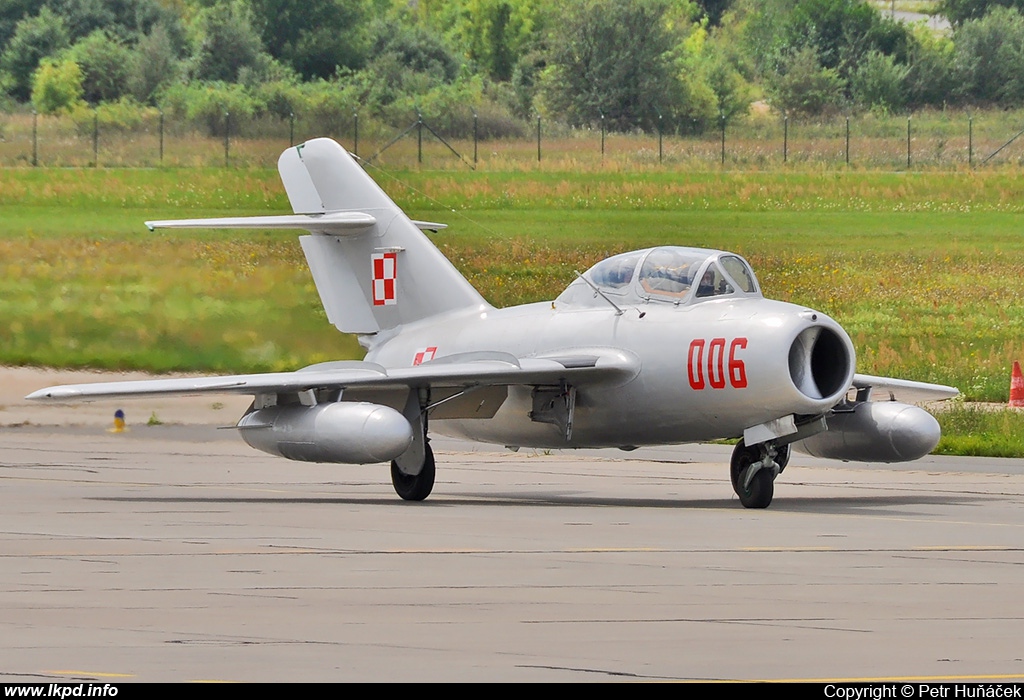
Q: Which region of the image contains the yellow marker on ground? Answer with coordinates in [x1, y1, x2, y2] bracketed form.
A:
[109, 409, 126, 433]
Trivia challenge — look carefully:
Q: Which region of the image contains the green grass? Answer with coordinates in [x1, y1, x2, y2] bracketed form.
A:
[935, 404, 1024, 457]
[2, 166, 1023, 419]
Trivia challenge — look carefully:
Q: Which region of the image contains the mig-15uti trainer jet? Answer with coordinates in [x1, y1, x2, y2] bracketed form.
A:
[28, 137, 958, 508]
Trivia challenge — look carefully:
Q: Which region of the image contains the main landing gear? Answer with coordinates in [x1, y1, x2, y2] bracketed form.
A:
[391, 441, 435, 501]
[730, 440, 790, 509]
[390, 388, 435, 501]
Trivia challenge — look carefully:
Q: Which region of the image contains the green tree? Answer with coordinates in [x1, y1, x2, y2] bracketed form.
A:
[680, 23, 751, 123]
[695, 0, 733, 25]
[539, 0, 683, 131]
[188, 1, 272, 83]
[904, 24, 956, 107]
[367, 18, 460, 84]
[31, 56, 84, 113]
[457, 0, 542, 82]
[0, 0, 40, 52]
[938, 0, 1024, 25]
[740, 0, 910, 95]
[248, 0, 370, 79]
[767, 46, 845, 115]
[0, 7, 70, 101]
[66, 30, 133, 103]
[952, 5, 1024, 103]
[850, 49, 909, 112]
[128, 22, 181, 104]
[45, 0, 177, 43]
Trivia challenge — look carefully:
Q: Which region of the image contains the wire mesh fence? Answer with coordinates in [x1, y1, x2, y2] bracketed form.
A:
[2, 108, 1022, 170]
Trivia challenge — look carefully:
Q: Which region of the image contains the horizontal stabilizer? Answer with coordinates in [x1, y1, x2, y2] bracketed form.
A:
[146, 212, 376, 234]
[145, 214, 447, 234]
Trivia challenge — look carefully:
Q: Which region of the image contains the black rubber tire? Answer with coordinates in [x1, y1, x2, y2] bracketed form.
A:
[730, 440, 756, 492]
[391, 442, 435, 501]
[730, 440, 774, 508]
[736, 464, 774, 509]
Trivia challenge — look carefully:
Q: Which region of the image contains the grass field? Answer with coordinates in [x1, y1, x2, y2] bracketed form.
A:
[2, 165, 1023, 455]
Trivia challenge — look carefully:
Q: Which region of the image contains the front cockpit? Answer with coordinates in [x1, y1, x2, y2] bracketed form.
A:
[556, 246, 762, 308]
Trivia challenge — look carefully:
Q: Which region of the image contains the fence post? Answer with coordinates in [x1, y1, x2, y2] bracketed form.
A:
[906, 116, 911, 169]
[536, 115, 541, 163]
[720, 113, 726, 165]
[845, 116, 850, 166]
[658, 113, 663, 164]
[92, 110, 98, 167]
[600, 113, 605, 157]
[224, 112, 230, 168]
[289, 112, 294, 147]
[968, 115, 973, 167]
[32, 110, 37, 167]
[783, 115, 788, 164]
[353, 112, 358, 156]
[159, 111, 164, 164]
[473, 112, 478, 165]
[417, 112, 423, 165]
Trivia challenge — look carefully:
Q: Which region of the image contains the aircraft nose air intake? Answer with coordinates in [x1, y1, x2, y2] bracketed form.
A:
[788, 325, 853, 402]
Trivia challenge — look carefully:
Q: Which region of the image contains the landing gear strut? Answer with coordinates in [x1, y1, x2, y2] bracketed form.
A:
[730, 440, 788, 509]
[391, 441, 435, 501]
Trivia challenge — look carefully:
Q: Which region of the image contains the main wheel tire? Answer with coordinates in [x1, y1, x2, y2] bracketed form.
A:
[391, 442, 435, 501]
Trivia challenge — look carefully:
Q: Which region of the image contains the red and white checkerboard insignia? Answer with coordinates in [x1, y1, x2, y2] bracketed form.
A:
[371, 252, 397, 306]
[412, 346, 437, 366]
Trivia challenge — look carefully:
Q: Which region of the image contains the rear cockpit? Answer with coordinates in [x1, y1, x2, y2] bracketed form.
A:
[556, 247, 762, 308]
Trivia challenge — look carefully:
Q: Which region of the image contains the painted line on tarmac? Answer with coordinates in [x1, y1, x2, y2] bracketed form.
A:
[44, 670, 135, 678]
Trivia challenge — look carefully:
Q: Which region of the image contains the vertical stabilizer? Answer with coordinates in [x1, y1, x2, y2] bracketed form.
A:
[277, 138, 489, 336]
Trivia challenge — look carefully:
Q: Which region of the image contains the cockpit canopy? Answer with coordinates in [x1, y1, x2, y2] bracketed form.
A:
[556, 246, 761, 308]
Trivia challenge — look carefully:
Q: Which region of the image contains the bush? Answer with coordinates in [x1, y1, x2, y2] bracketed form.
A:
[160, 81, 256, 136]
[31, 58, 85, 115]
[68, 98, 158, 134]
[293, 80, 357, 136]
[66, 30, 133, 104]
[767, 47, 846, 116]
[850, 50, 909, 113]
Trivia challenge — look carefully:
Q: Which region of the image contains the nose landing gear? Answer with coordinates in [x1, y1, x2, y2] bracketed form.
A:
[730, 440, 790, 509]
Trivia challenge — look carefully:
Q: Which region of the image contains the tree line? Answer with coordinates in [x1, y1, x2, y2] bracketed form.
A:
[1, 0, 1023, 138]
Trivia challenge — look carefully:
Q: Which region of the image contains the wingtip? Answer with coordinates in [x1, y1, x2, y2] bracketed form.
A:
[26, 387, 75, 401]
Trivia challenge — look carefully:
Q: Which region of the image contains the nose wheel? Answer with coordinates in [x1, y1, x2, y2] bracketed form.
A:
[730, 440, 787, 509]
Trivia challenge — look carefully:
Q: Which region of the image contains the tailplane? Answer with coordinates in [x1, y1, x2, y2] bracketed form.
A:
[146, 137, 489, 338]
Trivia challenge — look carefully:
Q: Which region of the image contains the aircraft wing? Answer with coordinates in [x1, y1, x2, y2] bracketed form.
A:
[25, 351, 639, 403]
[852, 374, 959, 404]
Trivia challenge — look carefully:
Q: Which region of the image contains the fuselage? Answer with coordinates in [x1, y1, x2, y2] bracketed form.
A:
[365, 295, 856, 449]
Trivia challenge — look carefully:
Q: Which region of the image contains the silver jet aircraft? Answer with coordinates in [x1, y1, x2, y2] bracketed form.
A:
[28, 137, 958, 508]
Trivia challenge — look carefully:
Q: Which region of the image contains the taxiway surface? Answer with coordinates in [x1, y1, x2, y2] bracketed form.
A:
[2, 411, 1024, 682]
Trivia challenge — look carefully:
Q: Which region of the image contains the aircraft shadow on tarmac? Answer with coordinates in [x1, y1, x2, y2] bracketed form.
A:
[92, 491, 998, 515]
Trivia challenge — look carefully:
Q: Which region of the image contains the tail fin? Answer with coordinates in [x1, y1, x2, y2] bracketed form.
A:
[280, 139, 488, 335]
[147, 138, 489, 337]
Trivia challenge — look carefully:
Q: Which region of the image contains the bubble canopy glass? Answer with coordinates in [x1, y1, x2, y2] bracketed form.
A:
[557, 247, 761, 307]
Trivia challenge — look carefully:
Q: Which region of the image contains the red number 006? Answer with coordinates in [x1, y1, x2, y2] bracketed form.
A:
[687, 337, 748, 390]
